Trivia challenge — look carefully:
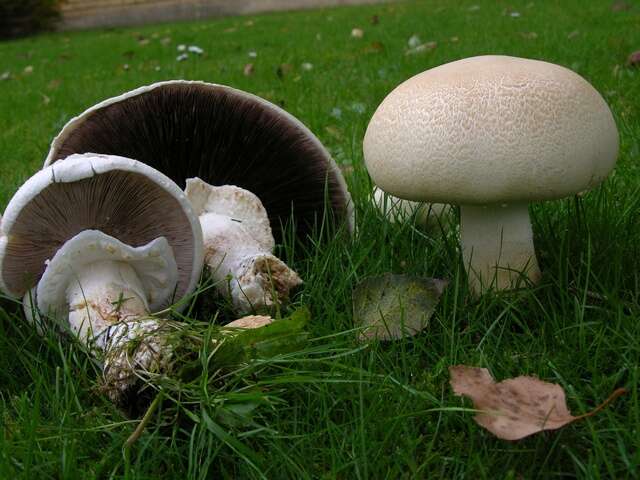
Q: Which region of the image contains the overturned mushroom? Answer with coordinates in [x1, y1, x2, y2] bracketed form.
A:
[44, 80, 353, 244]
[185, 177, 302, 314]
[0, 153, 203, 400]
[364, 56, 618, 294]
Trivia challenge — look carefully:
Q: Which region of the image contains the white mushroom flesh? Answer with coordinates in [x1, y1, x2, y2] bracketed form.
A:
[185, 178, 302, 314]
[36, 230, 178, 400]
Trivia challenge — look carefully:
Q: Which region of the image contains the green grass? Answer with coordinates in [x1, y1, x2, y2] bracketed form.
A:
[1, 0, 640, 477]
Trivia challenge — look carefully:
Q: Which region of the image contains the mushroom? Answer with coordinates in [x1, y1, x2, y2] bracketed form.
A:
[185, 178, 302, 314]
[364, 55, 619, 294]
[43, 80, 353, 244]
[372, 186, 451, 230]
[0, 153, 203, 400]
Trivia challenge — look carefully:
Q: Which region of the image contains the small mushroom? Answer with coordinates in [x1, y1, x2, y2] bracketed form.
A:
[0, 153, 203, 400]
[44, 80, 353, 244]
[372, 186, 451, 230]
[185, 178, 302, 314]
[364, 56, 618, 294]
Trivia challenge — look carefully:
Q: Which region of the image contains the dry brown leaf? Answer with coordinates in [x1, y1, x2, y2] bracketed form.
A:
[449, 365, 626, 441]
[627, 50, 640, 67]
[243, 63, 254, 76]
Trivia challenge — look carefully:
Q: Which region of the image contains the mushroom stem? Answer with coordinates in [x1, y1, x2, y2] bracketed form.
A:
[200, 212, 302, 314]
[63, 260, 169, 400]
[460, 203, 541, 294]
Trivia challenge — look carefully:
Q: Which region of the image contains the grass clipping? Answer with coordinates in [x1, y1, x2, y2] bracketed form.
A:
[119, 308, 310, 446]
[449, 366, 626, 441]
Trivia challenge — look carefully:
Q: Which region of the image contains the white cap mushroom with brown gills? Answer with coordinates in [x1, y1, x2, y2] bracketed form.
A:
[44, 80, 354, 244]
[0, 153, 203, 305]
[185, 177, 302, 314]
[364, 55, 619, 293]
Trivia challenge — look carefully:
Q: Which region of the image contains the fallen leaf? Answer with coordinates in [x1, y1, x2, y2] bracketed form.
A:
[324, 125, 343, 140]
[362, 41, 385, 54]
[248, 51, 257, 58]
[244, 20, 254, 27]
[567, 30, 580, 39]
[519, 31, 538, 39]
[1, 71, 11, 81]
[405, 41, 437, 56]
[160, 37, 171, 45]
[243, 63, 254, 76]
[450, 36, 459, 42]
[627, 50, 640, 67]
[611, 1, 631, 12]
[23, 65, 33, 75]
[177, 44, 186, 52]
[138, 38, 150, 46]
[41, 93, 50, 105]
[225, 315, 273, 329]
[449, 366, 626, 441]
[370, 14, 380, 25]
[353, 274, 447, 341]
[276, 63, 293, 79]
[301, 62, 313, 71]
[351, 28, 364, 38]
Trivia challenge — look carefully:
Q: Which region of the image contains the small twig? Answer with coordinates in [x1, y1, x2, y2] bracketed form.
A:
[124, 392, 163, 449]
[573, 388, 627, 422]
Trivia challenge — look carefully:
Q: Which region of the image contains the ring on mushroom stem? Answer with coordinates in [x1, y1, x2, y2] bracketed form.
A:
[44, 80, 354, 244]
[364, 55, 619, 295]
[0, 153, 204, 402]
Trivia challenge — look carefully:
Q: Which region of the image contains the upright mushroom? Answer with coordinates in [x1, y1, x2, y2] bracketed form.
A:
[0, 153, 203, 400]
[44, 81, 353, 244]
[185, 178, 302, 314]
[364, 55, 618, 293]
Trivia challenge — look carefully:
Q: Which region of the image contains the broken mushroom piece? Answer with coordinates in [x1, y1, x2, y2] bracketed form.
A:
[364, 55, 619, 294]
[0, 153, 203, 400]
[44, 80, 354, 244]
[185, 177, 302, 314]
[373, 186, 451, 230]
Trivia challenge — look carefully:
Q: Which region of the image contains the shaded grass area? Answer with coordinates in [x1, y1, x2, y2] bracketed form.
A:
[1, 0, 640, 477]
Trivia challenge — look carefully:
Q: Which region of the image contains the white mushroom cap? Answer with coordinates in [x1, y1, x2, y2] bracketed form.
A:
[364, 55, 619, 204]
[185, 178, 274, 251]
[0, 153, 203, 305]
[37, 230, 178, 315]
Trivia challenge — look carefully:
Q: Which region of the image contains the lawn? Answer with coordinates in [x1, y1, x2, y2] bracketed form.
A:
[1, 0, 639, 478]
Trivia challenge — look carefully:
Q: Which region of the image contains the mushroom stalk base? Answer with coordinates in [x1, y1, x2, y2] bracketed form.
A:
[460, 203, 541, 295]
[65, 260, 169, 401]
[200, 213, 302, 314]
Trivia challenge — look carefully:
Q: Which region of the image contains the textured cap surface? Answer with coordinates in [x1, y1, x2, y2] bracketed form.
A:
[364, 55, 619, 204]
